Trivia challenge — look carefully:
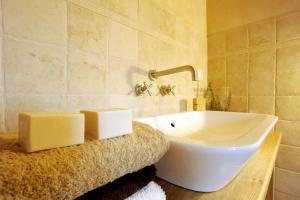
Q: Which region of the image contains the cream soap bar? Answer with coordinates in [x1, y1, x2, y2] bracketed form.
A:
[19, 113, 84, 152]
[81, 109, 132, 140]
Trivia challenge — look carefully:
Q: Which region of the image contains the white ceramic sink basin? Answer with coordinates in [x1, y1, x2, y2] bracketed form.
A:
[135, 111, 278, 192]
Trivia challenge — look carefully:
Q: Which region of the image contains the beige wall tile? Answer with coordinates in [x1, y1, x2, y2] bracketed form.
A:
[0, 95, 4, 132]
[276, 37, 300, 49]
[154, 0, 176, 14]
[208, 58, 226, 89]
[229, 96, 248, 112]
[107, 95, 138, 112]
[159, 96, 182, 114]
[171, 1, 191, 23]
[191, 0, 207, 31]
[275, 191, 300, 200]
[68, 48, 106, 94]
[109, 21, 138, 60]
[176, 46, 189, 66]
[208, 32, 225, 58]
[175, 18, 189, 45]
[160, 9, 176, 39]
[139, 0, 160, 32]
[0, 1, 2, 34]
[0, 36, 3, 93]
[65, 95, 109, 112]
[183, 1, 205, 29]
[138, 32, 160, 67]
[249, 96, 275, 114]
[5, 95, 64, 131]
[199, 34, 208, 64]
[276, 120, 300, 147]
[109, 0, 138, 21]
[226, 53, 248, 96]
[108, 57, 140, 95]
[4, 37, 66, 94]
[276, 96, 300, 121]
[159, 40, 177, 67]
[277, 69, 300, 96]
[249, 50, 275, 96]
[136, 96, 159, 117]
[277, 145, 300, 173]
[277, 45, 300, 72]
[189, 32, 207, 84]
[189, 30, 203, 67]
[68, 3, 108, 55]
[3, 0, 66, 45]
[249, 19, 275, 47]
[277, 12, 300, 42]
[276, 168, 300, 197]
[198, 32, 208, 73]
[249, 43, 275, 53]
[226, 26, 248, 53]
[177, 76, 194, 97]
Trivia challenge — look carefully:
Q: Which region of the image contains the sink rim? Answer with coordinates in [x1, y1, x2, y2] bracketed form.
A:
[135, 111, 278, 151]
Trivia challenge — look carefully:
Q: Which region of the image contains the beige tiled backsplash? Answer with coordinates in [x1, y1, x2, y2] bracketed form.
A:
[208, 9, 300, 198]
[0, 0, 207, 131]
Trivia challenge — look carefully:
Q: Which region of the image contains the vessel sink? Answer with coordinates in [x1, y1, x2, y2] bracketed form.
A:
[135, 111, 278, 192]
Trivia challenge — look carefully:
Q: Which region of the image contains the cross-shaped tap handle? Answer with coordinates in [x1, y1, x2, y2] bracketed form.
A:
[170, 85, 176, 96]
[143, 82, 153, 96]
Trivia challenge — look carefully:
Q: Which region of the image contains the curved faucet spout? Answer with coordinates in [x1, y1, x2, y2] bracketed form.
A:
[148, 65, 201, 81]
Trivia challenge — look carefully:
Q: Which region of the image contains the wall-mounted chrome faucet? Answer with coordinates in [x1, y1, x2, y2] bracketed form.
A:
[148, 65, 201, 81]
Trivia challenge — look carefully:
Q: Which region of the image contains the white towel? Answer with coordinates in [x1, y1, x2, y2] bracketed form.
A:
[126, 181, 166, 200]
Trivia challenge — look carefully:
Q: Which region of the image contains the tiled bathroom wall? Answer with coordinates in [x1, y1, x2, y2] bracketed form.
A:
[0, 0, 207, 131]
[208, 10, 300, 200]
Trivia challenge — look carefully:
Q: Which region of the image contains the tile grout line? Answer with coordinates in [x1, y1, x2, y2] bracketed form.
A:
[1, 0, 6, 131]
[224, 32, 227, 91]
[275, 189, 300, 198]
[274, 17, 278, 121]
[3, 34, 66, 48]
[279, 143, 300, 149]
[246, 25, 250, 113]
[106, 5, 112, 101]
[276, 166, 300, 175]
[64, 1, 69, 112]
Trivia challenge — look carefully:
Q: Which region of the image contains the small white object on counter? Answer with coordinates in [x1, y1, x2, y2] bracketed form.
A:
[19, 112, 85, 152]
[81, 109, 132, 140]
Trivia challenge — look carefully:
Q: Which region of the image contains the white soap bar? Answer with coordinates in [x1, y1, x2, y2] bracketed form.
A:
[19, 112, 85, 152]
[81, 109, 132, 140]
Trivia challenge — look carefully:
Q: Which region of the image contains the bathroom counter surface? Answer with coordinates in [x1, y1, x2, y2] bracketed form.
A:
[156, 131, 281, 200]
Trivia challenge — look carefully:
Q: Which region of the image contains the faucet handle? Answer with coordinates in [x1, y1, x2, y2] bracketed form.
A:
[143, 82, 152, 96]
[166, 84, 175, 96]
[135, 82, 152, 96]
[170, 85, 176, 96]
[159, 84, 176, 96]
